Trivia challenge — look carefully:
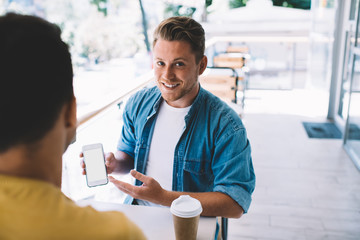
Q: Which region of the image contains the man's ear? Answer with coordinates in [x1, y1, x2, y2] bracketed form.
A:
[64, 96, 77, 148]
[199, 55, 208, 75]
[65, 96, 77, 128]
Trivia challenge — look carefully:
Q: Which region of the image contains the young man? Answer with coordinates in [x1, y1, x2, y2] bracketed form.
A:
[0, 13, 145, 240]
[82, 16, 255, 218]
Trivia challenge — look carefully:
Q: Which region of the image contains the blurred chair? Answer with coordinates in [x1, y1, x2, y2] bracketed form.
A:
[213, 52, 247, 69]
[210, 44, 251, 108]
[226, 45, 249, 54]
[199, 67, 244, 116]
[216, 216, 228, 240]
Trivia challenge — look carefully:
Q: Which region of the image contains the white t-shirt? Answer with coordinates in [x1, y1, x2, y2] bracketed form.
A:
[137, 101, 191, 207]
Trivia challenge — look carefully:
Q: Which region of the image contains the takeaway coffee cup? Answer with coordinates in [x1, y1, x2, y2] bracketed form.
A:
[170, 195, 203, 240]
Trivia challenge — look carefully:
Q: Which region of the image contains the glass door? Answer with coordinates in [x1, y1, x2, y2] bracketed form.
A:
[337, 0, 358, 124]
[343, 7, 360, 169]
[344, 51, 360, 169]
[338, 31, 354, 121]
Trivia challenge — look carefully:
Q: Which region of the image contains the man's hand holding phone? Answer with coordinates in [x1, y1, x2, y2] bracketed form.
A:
[80, 146, 134, 188]
[81, 143, 112, 187]
[80, 151, 118, 176]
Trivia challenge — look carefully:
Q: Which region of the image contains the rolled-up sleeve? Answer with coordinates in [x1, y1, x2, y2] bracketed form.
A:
[212, 128, 255, 213]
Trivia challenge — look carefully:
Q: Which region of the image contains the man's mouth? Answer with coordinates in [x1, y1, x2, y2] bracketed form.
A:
[162, 82, 180, 88]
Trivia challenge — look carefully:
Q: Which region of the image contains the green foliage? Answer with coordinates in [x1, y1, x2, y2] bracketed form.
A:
[164, 3, 196, 18]
[206, 0, 213, 7]
[229, 0, 247, 9]
[323, 0, 334, 8]
[90, 0, 107, 16]
[272, 0, 311, 10]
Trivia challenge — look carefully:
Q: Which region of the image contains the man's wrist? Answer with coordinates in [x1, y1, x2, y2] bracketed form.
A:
[160, 190, 179, 207]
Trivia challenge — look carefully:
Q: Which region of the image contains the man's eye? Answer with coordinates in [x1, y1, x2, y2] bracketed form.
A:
[157, 61, 165, 66]
[175, 62, 184, 67]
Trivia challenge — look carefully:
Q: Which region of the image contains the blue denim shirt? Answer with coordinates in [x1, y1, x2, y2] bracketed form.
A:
[117, 86, 255, 213]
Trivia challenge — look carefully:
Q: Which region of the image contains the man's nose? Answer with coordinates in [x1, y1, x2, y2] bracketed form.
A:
[163, 66, 175, 80]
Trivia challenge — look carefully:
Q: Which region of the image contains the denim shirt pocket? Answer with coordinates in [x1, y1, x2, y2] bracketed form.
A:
[183, 159, 211, 175]
[183, 158, 213, 192]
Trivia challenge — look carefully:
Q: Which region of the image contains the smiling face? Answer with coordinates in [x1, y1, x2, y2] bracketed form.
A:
[153, 39, 207, 108]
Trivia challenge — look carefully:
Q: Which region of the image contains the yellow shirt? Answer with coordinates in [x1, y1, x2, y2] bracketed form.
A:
[0, 174, 146, 240]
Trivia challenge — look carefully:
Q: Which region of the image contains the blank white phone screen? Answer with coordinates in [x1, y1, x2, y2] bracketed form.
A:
[84, 148, 107, 183]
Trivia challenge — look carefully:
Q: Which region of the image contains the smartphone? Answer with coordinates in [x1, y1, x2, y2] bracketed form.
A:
[82, 143, 108, 187]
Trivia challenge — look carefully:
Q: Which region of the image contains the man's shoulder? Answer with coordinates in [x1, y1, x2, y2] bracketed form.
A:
[0, 175, 145, 239]
[199, 88, 239, 116]
[132, 86, 160, 101]
[198, 87, 245, 130]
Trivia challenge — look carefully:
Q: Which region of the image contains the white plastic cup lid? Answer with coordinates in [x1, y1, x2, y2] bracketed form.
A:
[170, 195, 203, 218]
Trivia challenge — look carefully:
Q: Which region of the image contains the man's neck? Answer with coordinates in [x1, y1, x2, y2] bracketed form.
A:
[0, 143, 62, 187]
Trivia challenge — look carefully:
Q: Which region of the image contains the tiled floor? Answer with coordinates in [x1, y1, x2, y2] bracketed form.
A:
[228, 89, 360, 240]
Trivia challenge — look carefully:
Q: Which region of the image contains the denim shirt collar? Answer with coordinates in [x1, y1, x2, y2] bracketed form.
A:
[185, 85, 205, 125]
[148, 89, 162, 118]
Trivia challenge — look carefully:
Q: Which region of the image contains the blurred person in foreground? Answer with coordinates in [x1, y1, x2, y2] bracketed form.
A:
[82, 16, 255, 219]
[0, 13, 145, 240]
